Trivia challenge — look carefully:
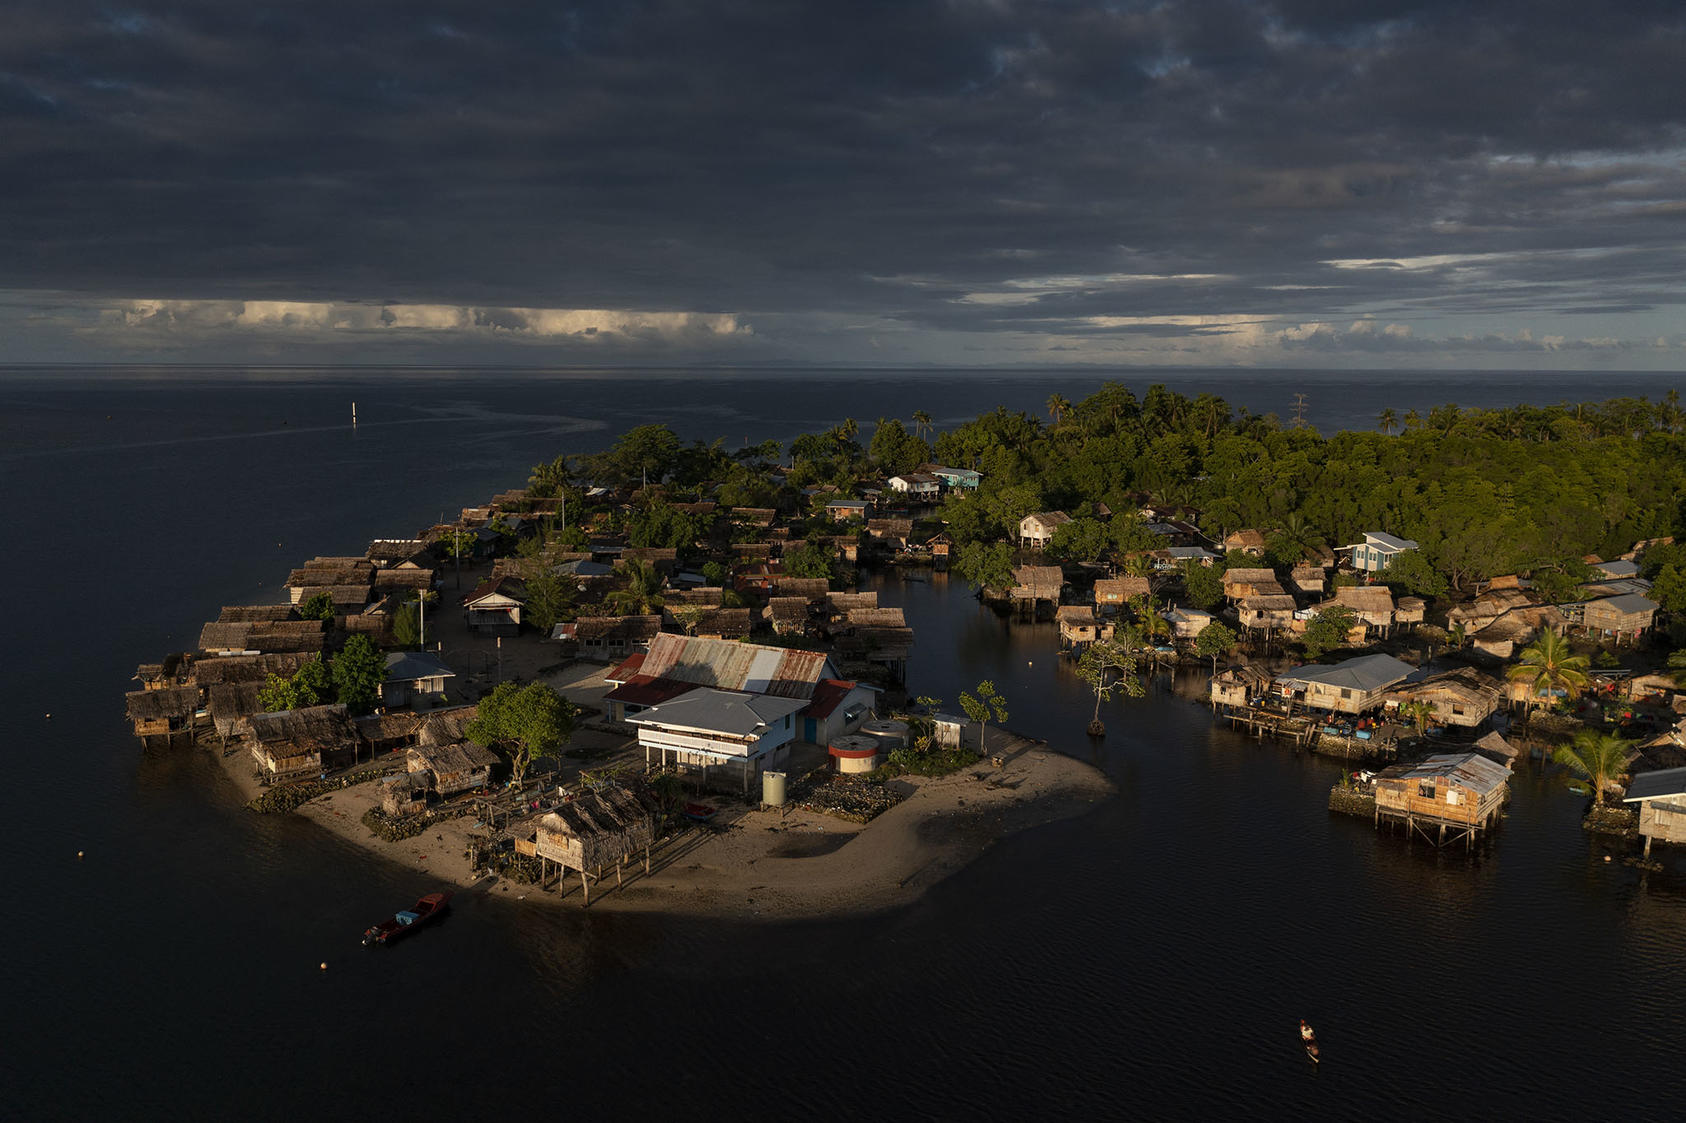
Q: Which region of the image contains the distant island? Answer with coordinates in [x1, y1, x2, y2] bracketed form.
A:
[125, 384, 1686, 905]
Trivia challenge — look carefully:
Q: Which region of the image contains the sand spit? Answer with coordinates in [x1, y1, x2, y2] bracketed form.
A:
[262, 729, 1113, 922]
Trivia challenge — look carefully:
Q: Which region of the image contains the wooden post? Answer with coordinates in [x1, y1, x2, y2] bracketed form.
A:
[645, 842, 651, 874]
[581, 866, 590, 905]
[617, 857, 624, 888]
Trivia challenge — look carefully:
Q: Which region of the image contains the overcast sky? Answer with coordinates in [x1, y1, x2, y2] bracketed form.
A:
[4, 2, 1685, 368]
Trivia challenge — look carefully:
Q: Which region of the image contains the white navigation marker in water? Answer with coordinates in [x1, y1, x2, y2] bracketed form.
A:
[352, 401, 358, 426]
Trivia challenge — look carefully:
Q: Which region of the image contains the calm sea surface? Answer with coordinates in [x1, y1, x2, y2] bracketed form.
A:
[4, 367, 1684, 1120]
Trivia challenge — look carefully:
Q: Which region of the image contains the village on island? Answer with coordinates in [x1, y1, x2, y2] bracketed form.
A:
[126, 386, 1686, 913]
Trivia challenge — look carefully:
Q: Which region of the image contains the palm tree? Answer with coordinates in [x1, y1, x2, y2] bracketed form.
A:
[1402, 408, 1423, 431]
[1554, 730, 1634, 806]
[528, 454, 571, 497]
[1663, 389, 1683, 435]
[1377, 407, 1398, 435]
[1398, 700, 1435, 738]
[1507, 630, 1590, 714]
[606, 559, 666, 615]
[1271, 513, 1325, 563]
[911, 409, 932, 441]
[1046, 394, 1072, 429]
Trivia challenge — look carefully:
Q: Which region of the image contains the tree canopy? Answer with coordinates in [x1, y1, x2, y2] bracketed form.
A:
[466, 681, 578, 786]
[331, 634, 386, 715]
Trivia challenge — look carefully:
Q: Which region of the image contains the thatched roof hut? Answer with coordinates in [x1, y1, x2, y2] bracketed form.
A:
[248, 704, 355, 778]
[771, 576, 830, 601]
[366, 538, 426, 565]
[1094, 576, 1150, 606]
[218, 605, 298, 623]
[666, 586, 726, 605]
[406, 741, 499, 796]
[765, 596, 815, 635]
[198, 619, 329, 655]
[1210, 665, 1273, 708]
[417, 704, 480, 747]
[125, 686, 200, 738]
[532, 785, 659, 898]
[1010, 565, 1065, 602]
[207, 681, 265, 741]
[826, 591, 878, 614]
[1330, 585, 1396, 630]
[189, 653, 314, 688]
[379, 771, 431, 818]
[372, 568, 435, 593]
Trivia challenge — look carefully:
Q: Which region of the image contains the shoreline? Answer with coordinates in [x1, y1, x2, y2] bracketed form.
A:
[211, 723, 1114, 921]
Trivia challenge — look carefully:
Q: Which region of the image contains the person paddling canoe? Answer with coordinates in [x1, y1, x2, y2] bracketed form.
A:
[1299, 1019, 1321, 1063]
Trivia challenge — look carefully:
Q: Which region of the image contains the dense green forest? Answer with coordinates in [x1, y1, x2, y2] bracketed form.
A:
[924, 386, 1686, 596]
[531, 384, 1686, 614]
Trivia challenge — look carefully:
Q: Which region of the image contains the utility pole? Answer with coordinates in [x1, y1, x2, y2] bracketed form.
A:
[1291, 393, 1309, 429]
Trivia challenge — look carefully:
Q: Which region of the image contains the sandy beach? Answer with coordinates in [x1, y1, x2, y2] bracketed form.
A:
[214, 698, 1113, 921]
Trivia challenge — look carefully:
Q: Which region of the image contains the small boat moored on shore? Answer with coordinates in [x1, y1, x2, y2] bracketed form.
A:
[362, 892, 452, 947]
[682, 802, 719, 823]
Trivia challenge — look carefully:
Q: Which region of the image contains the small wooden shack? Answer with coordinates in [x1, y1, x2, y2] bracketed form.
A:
[1019, 511, 1072, 550]
[1094, 576, 1150, 612]
[1330, 585, 1396, 633]
[463, 577, 527, 636]
[530, 785, 658, 904]
[379, 771, 431, 818]
[1384, 667, 1505, 728]
[1289, 566, 1327, 597]
[1056, 605, 1107, 648]
[124, 686, 200, 745]
[406, 741, 498, 796]
[1223, 568, 1281, 601]
[1372, 751, 1511, 849]
[568, 614, 663, 659]
[1010, 565, 1065, 605]
[1623, 767, 1686, 858]
[1582, 594, 1659, 643]
[765, 596, 816, 636]
[1210, 665, 1273, 709]
[207, 681, 265, 743]
[1239, 594, 1297, 631]
[247, 704, 355, 781]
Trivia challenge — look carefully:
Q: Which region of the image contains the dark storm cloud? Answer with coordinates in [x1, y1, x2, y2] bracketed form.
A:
[1, 1, 1683, 362]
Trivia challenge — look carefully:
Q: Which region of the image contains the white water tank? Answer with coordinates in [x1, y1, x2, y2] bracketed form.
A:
[762, 770, 787, 808]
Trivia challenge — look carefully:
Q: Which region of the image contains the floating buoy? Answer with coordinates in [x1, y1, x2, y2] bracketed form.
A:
[45, 713, 51, 719]
[319, 962, 328, 971]
[77, 850, 84, 859]
[1604, 855, 1612, 863]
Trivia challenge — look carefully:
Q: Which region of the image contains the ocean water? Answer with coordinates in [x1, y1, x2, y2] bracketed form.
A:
[4, 367, 1684, 1120]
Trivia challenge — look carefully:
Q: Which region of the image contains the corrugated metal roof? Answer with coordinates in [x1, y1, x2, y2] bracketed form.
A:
[629, 688, 809, 737]
[1594, 593, 1659, 614]
[1379, 752, 1511, 797]
[1624, 766, 1686, 803]
[1277, 653, 1415, 693]
[637, 633, 831, 698]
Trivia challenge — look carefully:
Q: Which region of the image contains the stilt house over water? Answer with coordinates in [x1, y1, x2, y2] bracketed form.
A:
[1623, 767, 1686, 859]
[1373, 751, 1511, 849]
[530, 785, 658, 904]
[124, 686, 200, 745]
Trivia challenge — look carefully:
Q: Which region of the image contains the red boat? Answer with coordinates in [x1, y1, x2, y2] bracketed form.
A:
[362, 892, 452, 946]
[682, 802, 719, 823]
